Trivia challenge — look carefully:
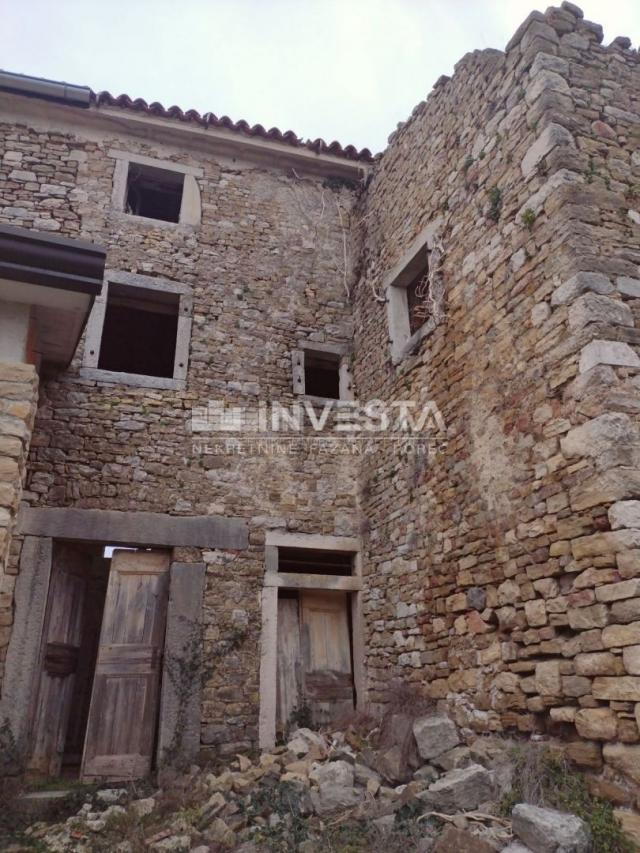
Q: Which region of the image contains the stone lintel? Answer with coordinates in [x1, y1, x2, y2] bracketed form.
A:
[18, 506, 248, 550]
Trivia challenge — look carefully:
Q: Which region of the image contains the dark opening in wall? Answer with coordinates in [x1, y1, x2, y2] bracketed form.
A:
[304, 350, 341, 399]
[278, 547, 353, 576]
[125, 163, 184, 223]
[98, 283, 179, 378]
[406, 261, 429, 335]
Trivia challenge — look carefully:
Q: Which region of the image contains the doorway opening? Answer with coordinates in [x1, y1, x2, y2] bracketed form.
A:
[276, 587, 355, 737]
[28, 542, 170, 781]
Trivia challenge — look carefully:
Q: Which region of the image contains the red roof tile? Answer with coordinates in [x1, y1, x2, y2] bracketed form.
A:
[93, 91, 374, 163]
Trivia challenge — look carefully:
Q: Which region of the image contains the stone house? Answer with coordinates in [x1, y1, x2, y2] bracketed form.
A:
[1, 2, 640, 799]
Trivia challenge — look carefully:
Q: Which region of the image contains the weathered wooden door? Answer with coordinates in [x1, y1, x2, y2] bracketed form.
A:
[300, 591, 354, 726]
[276, 596, 302, 732]
[80, 549, 170, 782]
[28, 544, 88, 776]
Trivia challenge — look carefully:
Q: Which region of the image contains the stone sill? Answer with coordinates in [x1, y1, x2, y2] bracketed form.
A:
[392, 317, 436, 366]
[79, 367, 185, 390]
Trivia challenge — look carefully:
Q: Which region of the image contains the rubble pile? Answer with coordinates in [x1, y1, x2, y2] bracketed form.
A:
[9, 712, 636, 852]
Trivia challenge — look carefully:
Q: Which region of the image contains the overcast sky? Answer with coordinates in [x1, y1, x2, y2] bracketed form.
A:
[2, 1, 639, 153]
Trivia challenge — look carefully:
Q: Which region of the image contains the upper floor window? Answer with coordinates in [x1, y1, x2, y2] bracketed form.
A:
[384, 222, 441, 363]
[125, 163, 184, 223]
[109, 149, 203, 227]
[81, 271, 192, 390]
[292, 343, 352, 401]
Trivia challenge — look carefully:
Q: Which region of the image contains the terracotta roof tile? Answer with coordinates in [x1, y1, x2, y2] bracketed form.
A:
[93, 91, 374, 163]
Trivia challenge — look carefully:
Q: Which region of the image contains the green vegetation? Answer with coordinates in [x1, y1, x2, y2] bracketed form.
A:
[500, 746, 634, 853]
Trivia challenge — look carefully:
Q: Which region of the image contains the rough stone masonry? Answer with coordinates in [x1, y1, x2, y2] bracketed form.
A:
[0, 0, 640, 812]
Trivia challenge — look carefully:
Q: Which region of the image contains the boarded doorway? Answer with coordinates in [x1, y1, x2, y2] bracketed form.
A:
[275, 547, 356, 734]
[276, 589, 355, 734]
[27, 543, 170, 781]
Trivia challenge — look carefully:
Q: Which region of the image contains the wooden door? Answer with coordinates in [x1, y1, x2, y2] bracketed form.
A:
[28, 544, 88, 776]
[80, 549, 170, 782]
[300, 591, 354, 727]
[276, 595, 302, 733]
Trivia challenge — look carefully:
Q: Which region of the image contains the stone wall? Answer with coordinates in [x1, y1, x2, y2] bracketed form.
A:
[2, 2, 640, 791]
[0, 362, 38, 642]
[352, 3, 640, 794]
[0, 106, 360, 751]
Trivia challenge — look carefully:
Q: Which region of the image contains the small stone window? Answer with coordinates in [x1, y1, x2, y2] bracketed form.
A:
[125, 163, 184, 223]
[81, 271, 192, 390]
[384, 222, 441, 364]
[291, 344, 352, 401]
[109, 149, 203, 227]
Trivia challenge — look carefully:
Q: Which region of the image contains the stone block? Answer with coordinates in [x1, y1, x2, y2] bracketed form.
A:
[622, 645, 640, 675]
[562, 675, 592, 697]
[603, 743, 640, 784]
[551, 272, 613, 306]
[512, 803, 591, 853]
[309, 760, 361, 814]
[602, 622, 640, 648]
[579, 340, 640, 373]
[422, 764, 494, 814]
[571, 469, 640, 511]
[521, 123, 575, 179]
[609, 501, 640, 530]
[525, 599, 547, 627]
[568, 604, 609, 631]
[618, 551, 640, 579]
[593, 676, 640, 701]
[535, 660, 561, 695]
[566, 740, 602, 769]
[595, 580, 640, 603]
[617, 276, 640, 298]
[611, 598, 640, 624]
[613, 811, 640, 849]
[568, 293, 633, 330]
[561, 413, 639, 469]
[575, 652, 619, 676]
[574, 708, 618, 740]
[413, 714, 460, 760]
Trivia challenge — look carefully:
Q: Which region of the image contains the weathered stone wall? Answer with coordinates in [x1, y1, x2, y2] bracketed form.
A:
[352, 3, 640, 795]
[0, 362, 38, 638]
[0, 107, 360, 751]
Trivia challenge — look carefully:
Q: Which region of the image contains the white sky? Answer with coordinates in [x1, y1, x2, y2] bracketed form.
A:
[2, 1, 639, 153]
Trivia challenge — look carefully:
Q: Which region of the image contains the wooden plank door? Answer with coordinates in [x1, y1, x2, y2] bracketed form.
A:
[28, 544, 88, 776]
[300, 591, 354, 727]
[80, 549, 170, 782]
[276, 595, 302, 733]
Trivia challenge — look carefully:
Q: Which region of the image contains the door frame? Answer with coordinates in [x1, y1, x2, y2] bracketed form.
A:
[258, 531, 364, 750]
[2, 506, 231, 775]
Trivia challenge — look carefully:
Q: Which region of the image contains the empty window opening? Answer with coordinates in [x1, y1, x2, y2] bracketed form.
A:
[304, 350, 341, 399]
[278, 547, 353, 576]
[125, 163, 184, 223]
[406, 259, 430, 336]
[97, 283, 179, 378]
